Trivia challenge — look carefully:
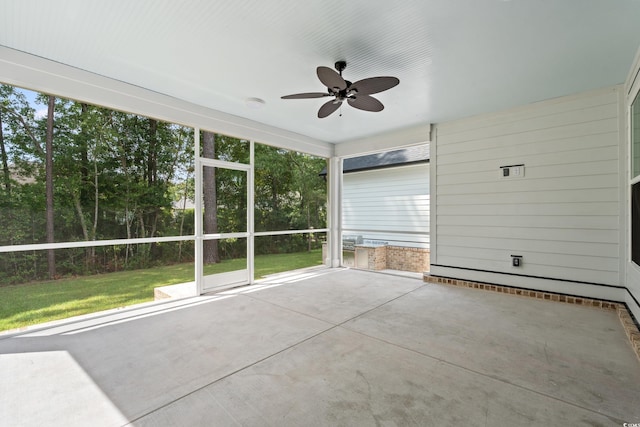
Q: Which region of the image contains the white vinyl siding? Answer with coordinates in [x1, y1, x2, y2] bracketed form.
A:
[433, 87, 621, 286]
[627, 47, 640, 321]
[342, 163, 430, 248]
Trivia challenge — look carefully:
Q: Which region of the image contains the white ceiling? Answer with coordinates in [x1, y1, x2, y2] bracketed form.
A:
[1, 0, 640, 144]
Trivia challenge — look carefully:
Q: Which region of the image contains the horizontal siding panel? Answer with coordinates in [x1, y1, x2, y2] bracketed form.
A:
[437, 160, 618, 186]
[341, 233, 430, 248]
[342, 163, 429, 249]
[343, 211, 429, 218]
[342, 226, 429, 234]
[343, 194, 429, 203]
[436, 246, 618, 272]
[437, 173, 618, 196]
[436, 188, 618, 205]
[436, 202, 618, 217]
[437, 139, 618, 175]
[434, 255, 617, 285]
[437, 102, 618, 147]
[438, 118, 618, 157]
[342, 230, 430, 240]
[343, 207, 430, 215]
[436, 215, 617, 230]
[436, 88, 619, 139]
[343, 219, 429, 229]
[437, 235, 616, 258]
[344, 185, 428, 196]
[345, 174, 428, 185]
[343, 203, 430, 211]
[436, 225, 618, 244]
[344, 200, 430, 211]
[438, 128, 617, 160]
[437, 134, 618, 166]
[438, 128, 618, 165]
[438, 140, 617, 171]
[344, 187, 428, 197]
[527, 159, 618, 179]
[343, 215, 428, 225]
[433, 87, 620, 286]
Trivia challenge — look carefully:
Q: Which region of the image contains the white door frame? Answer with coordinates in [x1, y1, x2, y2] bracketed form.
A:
[194, 130, 254, 294]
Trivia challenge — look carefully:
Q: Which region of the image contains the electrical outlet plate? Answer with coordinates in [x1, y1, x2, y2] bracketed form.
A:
[500, 165, 525, 179]
[511, 255, 523, 267]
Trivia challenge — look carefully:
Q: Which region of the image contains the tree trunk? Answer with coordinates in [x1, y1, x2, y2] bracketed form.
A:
[89, 150, 99, 269]
[177, 176, 190, 261]
[73, 195, 90, 241]
[202, 131, 219, 264]
[147, 118, 158, 186]
[79, 103, 90, 202]
[0, 111, 11, 195]
[147, 119, 160, 258]
[45, 95, 56, 279]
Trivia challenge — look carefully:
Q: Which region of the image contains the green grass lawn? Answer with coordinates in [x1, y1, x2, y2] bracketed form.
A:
[0, 249, 323, 332]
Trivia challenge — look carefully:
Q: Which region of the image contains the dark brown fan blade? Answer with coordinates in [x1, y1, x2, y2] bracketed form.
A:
[317, 66, 347, 91]
[350, 76, 399, 95]
[281, 92, 330, 99]
[347, 95, 384, 112]
[318, 99, 342, 118]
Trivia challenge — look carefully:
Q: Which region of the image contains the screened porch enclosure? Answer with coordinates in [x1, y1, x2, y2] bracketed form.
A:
[0, 86, 329, 330]
[1, 1, 640, 425]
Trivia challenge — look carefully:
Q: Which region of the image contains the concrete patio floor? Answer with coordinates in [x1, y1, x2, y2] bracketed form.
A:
[1, 268, 639, 426]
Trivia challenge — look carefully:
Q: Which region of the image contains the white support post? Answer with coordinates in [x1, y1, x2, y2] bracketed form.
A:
[327, 156, 343, 267]
[248, 141, 255, 284]
[194, 128, 204, 295]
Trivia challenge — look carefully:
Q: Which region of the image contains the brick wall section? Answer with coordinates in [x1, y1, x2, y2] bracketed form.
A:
[354, 245, 430, 272]
[366, 246, 387, 270]
[423, 273, 640, 364]
[618, 307, 640, 361]
[386, 246, 430, 272]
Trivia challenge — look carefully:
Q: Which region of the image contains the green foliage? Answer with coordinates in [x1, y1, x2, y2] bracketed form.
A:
[0, 84, 327, 285]
[254, 144, 327, 254]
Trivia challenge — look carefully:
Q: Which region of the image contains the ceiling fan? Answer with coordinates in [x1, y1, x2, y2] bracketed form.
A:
[281, 61, 400, 118]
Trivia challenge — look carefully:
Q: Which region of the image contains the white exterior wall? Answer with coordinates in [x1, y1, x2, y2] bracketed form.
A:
[342, 163, 430, 248]
[431, 86, 627, 301]
[626, 46, 640, 320]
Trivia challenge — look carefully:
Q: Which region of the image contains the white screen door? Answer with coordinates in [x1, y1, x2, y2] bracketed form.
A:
[198, 158, 250, 292]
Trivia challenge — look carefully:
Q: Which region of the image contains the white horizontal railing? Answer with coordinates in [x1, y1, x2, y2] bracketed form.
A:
[0, 228, 329, 254]
[341, 228, 430, 249]
[254, 228, 328, 237]
[0, 235, 195, 254]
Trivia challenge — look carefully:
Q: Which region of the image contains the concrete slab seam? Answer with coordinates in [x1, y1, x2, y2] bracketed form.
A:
[124, 319, 339, 426]
[242, 282, 428, 328]
[336, 324, 628, 424]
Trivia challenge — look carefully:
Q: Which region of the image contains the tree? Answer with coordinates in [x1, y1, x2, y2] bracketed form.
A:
[0, 85, 38, 201]
[202, 131, 219, 264]
[0, 105, 10, 195]
[288, 153, 327, 251]
[0, 85, 199, 282]
[0, 82, 328, 284]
